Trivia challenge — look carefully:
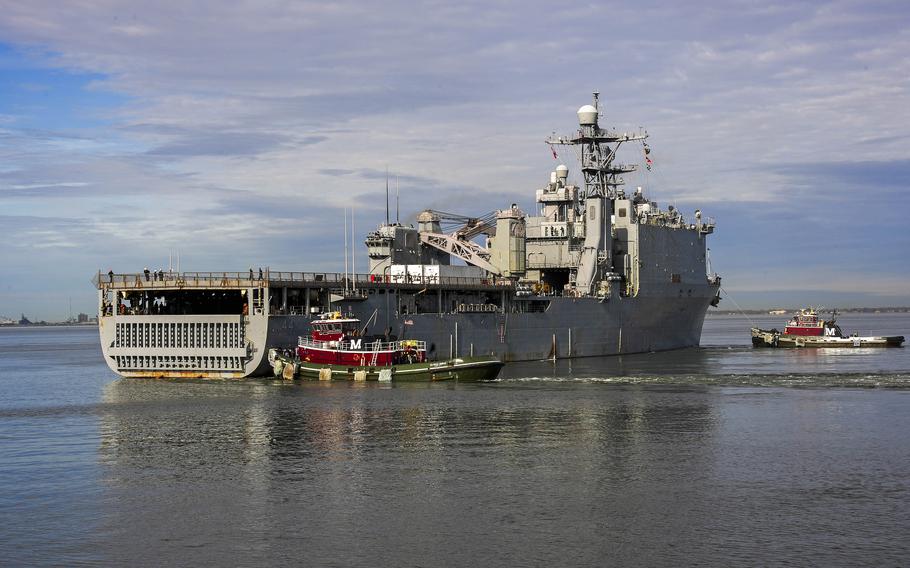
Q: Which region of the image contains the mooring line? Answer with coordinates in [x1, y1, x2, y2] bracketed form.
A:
[720, 286, 757, 327]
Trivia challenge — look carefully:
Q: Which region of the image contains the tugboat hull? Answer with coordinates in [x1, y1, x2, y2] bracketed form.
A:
[751, 327, 904, 348]
[269, 349, 504, 381]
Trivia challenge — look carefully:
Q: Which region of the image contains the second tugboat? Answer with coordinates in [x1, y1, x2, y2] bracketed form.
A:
[751, 308, 904, 348]
[268, 312, 504, 381]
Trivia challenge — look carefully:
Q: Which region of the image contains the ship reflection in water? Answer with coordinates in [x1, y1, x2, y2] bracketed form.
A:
[97, 376, 721, 565]
[92, 365, 910, 566]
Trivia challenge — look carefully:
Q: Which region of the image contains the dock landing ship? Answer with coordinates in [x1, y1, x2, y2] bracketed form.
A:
[94, 94, 721, 378]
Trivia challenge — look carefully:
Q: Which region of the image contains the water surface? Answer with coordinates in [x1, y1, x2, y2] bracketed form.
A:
[1, 315, 909, 566]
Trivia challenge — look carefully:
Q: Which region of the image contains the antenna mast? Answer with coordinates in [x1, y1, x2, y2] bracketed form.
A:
[343, 208, 349, 293]
[351, 208, 356, 291]
[385, 167, 390, 226]
[545, 92, 647, 200]
[541, 92, 649, 296]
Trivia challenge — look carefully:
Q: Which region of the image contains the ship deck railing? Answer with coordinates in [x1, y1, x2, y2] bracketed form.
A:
[298, 337, 427, 352]
[95, 271, 514, 291]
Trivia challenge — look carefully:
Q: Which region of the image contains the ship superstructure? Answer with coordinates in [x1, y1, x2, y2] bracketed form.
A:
[94, 94, 721, 378]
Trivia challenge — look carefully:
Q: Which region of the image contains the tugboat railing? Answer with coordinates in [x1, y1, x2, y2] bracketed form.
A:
[297, 337, 427, 352]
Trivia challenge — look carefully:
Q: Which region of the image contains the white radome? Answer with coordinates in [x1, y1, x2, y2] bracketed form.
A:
[555, 164, 569, 178]
[577, 104, 598, 126]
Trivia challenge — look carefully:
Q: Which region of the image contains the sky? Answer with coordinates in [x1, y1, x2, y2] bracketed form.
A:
[1, 0, 908, 320]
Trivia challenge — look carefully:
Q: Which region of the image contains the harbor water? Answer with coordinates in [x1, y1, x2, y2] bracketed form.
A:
[1, 313, 909, 566]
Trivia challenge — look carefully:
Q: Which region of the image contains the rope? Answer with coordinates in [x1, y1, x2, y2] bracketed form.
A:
[720, 286, 756, 327]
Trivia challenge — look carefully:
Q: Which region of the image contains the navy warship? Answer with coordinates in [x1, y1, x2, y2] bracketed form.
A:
[94, 93, 721, 378]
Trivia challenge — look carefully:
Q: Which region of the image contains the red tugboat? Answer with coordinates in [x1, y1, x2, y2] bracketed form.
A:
[299, 312, 427, 367]
[783, 308, 834, 337]
[268, 312, 504, 381]
[752, 308, 904, 348]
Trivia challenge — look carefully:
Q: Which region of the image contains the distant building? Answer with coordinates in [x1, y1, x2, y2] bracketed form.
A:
[19, 313, 31, 325]
[768, 309, 788, 315]
[77, 313, 89, 323]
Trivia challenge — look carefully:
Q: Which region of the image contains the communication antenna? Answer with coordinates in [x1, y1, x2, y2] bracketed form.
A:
[344, 207, 349, 293]
[351, 207, 356, 291]
[396, 175, 400, 224]
[385, 166, 390, 226]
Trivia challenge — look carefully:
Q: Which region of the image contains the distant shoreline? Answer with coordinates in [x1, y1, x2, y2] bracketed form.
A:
[708, 307, 910, 316]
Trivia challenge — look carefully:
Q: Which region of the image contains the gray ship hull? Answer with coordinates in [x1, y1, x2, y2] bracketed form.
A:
[339, 292, 713, 362]
[98, 288, 713, 378]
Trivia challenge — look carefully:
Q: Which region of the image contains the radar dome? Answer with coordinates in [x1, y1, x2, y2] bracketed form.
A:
[555, 164, 569, 179]
[577, 104, 598, 126]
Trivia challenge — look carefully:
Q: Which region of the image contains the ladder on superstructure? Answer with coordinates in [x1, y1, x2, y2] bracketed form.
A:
[251, 288, 265, 314]
[370, 340, 381, 366]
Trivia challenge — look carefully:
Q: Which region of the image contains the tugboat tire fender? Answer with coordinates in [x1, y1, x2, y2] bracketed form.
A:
[282, 362, 297, 380]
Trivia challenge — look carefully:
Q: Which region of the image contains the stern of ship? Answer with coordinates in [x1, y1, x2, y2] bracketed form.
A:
[95, 271, 292, 378]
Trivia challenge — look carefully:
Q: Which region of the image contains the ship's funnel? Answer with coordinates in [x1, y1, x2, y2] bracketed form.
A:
[417, 210, 441, 234]
[417, 210, 439, 224]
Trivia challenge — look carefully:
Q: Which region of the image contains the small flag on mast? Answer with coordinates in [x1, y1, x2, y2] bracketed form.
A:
[549, 144, 558, 160]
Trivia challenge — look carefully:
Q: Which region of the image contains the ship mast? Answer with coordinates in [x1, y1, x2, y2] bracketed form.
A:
[546, 92, 647, 201]
[545, 93, 648, 296]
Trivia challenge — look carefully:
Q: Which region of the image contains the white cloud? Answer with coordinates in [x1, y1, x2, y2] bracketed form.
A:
[1, 0, 909, 317]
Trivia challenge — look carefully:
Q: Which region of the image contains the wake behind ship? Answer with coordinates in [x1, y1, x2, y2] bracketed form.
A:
[94, 94, 721, 378]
